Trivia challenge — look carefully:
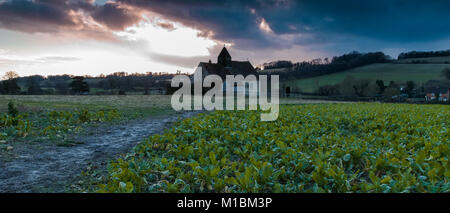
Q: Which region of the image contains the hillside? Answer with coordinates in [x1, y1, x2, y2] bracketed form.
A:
[283, 63, 449, 93]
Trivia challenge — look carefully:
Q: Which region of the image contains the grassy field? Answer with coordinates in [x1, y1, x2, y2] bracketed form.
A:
[284, 63, 449, 93]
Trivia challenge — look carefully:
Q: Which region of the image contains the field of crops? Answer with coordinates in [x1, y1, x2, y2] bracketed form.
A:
[0, 95, 174, 148]
[96, 103, 449, 193]
[0, 95, 334, 149]
[0, 95, 173, 112]
[0, 101, 121, 147]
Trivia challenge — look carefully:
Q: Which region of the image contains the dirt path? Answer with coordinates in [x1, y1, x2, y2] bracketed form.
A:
[0, 111, 199, 193]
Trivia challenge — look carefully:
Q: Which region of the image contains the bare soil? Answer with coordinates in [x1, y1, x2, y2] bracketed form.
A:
[0, 111, 199, 193]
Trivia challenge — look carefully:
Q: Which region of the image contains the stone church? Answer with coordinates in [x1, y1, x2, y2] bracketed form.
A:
[194, 46, 258, 79]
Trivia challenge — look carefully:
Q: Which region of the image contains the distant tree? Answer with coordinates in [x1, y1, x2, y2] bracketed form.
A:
[118, 89, 126, 95]
[1, 81, 20, 94]
[352, 79, 371, 97]
[267, 51, 390, 81]
[310, 58, 323, 65]
[375, 79, 385, 94]
[2, 71, 19, 81]
[361, 81, 378, 97]
[55, 81, 69, 95]
[388, 81, 397, 88]
[405, 81, 416, 97]
[339, 76, 358, 97]
[383, 87, 401, 100]
[26, 78, 43, 95]
[398, 49, 450, 59]
[143, 89, 150, 95]
[0, 81, 5, 94]
[69, 76, 90, 94]
[317, 85, 340, 96]
[337, 77, 379, 97]
[263, 60, 293, 69]
[441, 68, 450, 80]
[2, 71, 21, 94]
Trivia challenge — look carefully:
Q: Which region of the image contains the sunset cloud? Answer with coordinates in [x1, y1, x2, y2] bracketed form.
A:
[0, 0, 81, 33]
[1, 0, 450, 76]
[157, 22, 176, 31]
[2, 0, 450, 47]
[259, 18, 273, 34]
[91, 1, 142, 31]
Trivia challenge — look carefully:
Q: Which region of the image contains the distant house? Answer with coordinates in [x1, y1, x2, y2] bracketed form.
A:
[193, 47, 258, 94]
[398, 83, 407, 92]
[424, 80, 442, 88]
[425, 86, 450, 102]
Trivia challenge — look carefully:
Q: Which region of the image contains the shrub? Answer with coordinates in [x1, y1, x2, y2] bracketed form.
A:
[7, 101, 18, 117]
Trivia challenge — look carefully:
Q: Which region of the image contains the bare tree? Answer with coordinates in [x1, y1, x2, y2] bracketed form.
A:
[2, 71, 19, 80]
[2, 71, 21, 94]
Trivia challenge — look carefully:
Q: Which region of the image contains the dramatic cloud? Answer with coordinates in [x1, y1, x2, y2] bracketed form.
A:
[157, 22, 176, 31]
[0, 0, 80, 33]
[91, 1, 142, 31]
[115, 0, 450, 50]
[2, 0, 450, 50]
[1, 0, 450, 75]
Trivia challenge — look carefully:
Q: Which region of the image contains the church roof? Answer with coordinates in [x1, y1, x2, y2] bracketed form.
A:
[218, 47, 231, 59]
[230, 61, 257, 76]
[196, 47, 257, 79]
[198, 62, 231, 79]
[198, 60, 257, 79]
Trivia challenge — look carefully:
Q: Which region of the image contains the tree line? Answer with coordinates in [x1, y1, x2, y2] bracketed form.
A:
[315, 77, 417, 99]
[313, 68, 450, 101]
[0, 71, 181, 95]
[263, 51, 391, 81]
[398, 49, 450, 60]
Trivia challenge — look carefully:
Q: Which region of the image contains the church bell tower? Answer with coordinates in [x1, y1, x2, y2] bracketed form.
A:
[218, 46, 232, 68]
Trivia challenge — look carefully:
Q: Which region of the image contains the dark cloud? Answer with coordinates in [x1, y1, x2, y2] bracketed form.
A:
[92, 2, 141, 31]
[117, 0, 450, 51]
[157, 22, 176, 31]
[257, 0, 450, 42]
[116, 0, 280, 48]
[0, 0, 78, 33]
[1, 0, 450, 57]
[0, 0, 141, 35]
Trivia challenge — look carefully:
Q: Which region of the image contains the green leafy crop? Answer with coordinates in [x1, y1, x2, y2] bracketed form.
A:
[98, 103, 449, 193]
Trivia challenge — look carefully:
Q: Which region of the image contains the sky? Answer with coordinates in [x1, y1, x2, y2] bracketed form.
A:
[1, 0, 450, 77]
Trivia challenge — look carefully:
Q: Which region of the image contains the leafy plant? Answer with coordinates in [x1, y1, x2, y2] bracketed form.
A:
[7, 101, 18, 117]
[98, 103, 449, 193]
[1, 107, 121, 139]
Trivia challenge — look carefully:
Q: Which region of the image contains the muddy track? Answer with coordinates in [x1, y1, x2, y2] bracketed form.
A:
[0, 111, 199, 193]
